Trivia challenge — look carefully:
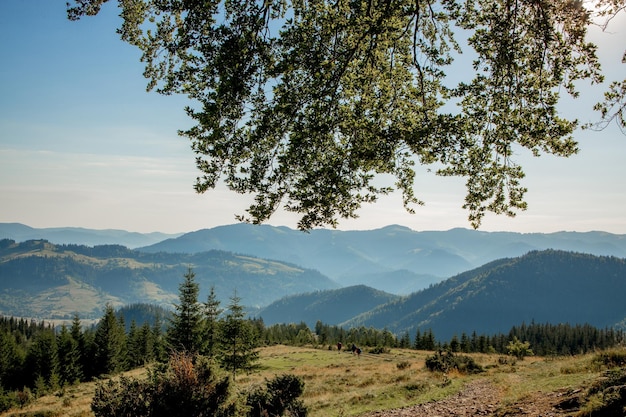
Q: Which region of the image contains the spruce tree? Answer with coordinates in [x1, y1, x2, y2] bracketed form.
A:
[0, 329, 24, 390]
[57, 324, 82, 385]
[152, 312, 167, 363]
[139, 322, 155, 364]
[94, 304, 126, 376]
[219, 292, 258, 378]
[202, 285, 223, 360]
[69, 314, 86, 379]
[126, 320, 142, 369]
[167, 267, 203, 354]
[25, 328, 59, 390]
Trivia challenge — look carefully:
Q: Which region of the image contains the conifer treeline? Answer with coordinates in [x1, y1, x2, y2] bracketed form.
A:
[1, 312, 625, 394]
[309, 321, 623, 355]
[1, 311, 624, 396]
[0, 308, 168, 393]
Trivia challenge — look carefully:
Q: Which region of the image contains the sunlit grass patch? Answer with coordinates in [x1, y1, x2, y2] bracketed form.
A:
[2, 345, 622, 417]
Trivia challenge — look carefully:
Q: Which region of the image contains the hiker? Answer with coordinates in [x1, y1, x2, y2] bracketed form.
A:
[337, 342, 342, 352]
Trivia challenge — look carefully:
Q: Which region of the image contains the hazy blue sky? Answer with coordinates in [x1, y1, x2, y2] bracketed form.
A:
[1, 1, 625, 234]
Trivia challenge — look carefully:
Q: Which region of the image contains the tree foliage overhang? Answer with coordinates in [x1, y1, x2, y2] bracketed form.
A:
[67, 0, 625, 230]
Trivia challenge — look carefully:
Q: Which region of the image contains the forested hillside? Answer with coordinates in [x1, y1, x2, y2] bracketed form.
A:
[342, 250, 626, 339]
[257, 285, 400, 327]
[0, 239, 337, 319]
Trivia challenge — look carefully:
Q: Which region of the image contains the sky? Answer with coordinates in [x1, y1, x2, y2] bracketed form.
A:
[1, 1, 625, 234]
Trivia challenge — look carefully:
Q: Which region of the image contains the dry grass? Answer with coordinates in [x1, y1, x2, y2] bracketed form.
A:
[1, 346, 620, 417]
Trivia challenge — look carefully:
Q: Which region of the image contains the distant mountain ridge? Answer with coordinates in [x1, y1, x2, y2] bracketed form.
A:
[4, 223, 626, 296]
[0, 223, 182, 249]
[139, 223, 626, 293]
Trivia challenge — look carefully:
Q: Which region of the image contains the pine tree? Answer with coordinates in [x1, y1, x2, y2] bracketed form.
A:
[126, 320, 142, 369]
[94, 304, 126, 376]
[0, 329, 24, 390]
[167, 267, 203, 354]
[69, 314, 87, 380]
[399, 331, 411, 348]
[414, 329, 423, 350]
[219, 291, 259, 378]
[57, 324, 82, 385]
[25, 328, 59, 390]
[152, 312, 167, 363]
[139, 322, 155, 364]
[422, 329, 436, 351]
[450, 335, 460, 352]
[202, 285, 223, 360]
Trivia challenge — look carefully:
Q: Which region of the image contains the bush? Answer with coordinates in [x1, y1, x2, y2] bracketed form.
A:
[246, 374, 307, 417]
[92, 352, 237, 417]
[91, 376, 152, 417]
[396, 361, 411, 370]
[0, 388, 34, 411]
[506, 337, 533, 360]
[425, 351, 483, 374]
[0, 389, 18, 413]
[368, 346, 389, 355]
[594, 349, 626, 368]
[578, 368, 626, 417]
[91, 353, 307, 417]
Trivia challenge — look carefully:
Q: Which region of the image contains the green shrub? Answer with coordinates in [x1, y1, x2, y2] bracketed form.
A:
[0, 389, 18, 413]
[594, 349, 626, 368]
[506, 337, 533, 360]
[0, 387, 35, 411]
[579, 368, 626, 417]
[91, 352, 237, 417]
[368, 346, 389, 355]
[91, 376, 152, 417]
[91, 353, 307, 417]
[246, 374, 307, 417]
[425, 351, 483, 374]
[396, 361, 411, 370]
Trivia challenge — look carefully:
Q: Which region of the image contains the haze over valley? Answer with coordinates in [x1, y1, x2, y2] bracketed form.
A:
[1, 222, 625, 340]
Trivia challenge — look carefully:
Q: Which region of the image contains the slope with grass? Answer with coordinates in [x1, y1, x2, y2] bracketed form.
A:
[4, 345, 625, 417]
[0, 239, 338, 319]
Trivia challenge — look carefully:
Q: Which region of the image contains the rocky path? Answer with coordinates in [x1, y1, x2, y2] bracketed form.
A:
[358, 379, 577, 417]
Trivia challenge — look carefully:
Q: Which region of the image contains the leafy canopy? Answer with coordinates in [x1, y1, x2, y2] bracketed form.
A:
[67, 0, 621, 230]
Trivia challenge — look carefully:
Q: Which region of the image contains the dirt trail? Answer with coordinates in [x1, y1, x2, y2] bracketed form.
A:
[358, 379, 577, 417]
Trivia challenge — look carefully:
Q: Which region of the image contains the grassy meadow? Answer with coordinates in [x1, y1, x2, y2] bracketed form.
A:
[2, 344, 622, 417]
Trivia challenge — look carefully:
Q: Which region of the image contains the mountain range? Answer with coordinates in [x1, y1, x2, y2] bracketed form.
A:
[0, 223, 181, 249]
[137, 223, 626, 294]
[0, 239, 336, 319]
[1, 223, 625, 339]
[4, 222, 625, 296]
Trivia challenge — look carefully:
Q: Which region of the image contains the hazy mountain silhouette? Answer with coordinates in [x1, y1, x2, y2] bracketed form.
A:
[0, 223, 181, 248]
[139, 224, 626, 293]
